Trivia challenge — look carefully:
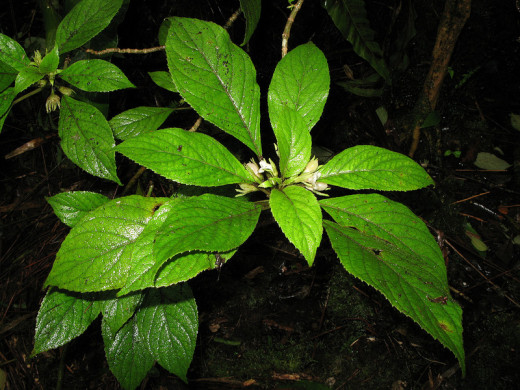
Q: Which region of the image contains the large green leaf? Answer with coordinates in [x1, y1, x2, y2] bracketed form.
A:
[101, 292, 143, 335]
[0, 34, 29, 71]
[102, 312, 154, 390]
[136, 285, 198, 383]
[103, 284, 197, 388]
[55, 0, 123, 53]
[0, 87, 15, 134]
[0, 61, 18, 91]
[46, 191, 109, 227]
[318, 145, 434, 191]
[270, 186, 322, 266]
[44, 196, 169, 292]
[239, 0, 261, 46]
[116, 199, 181, 296]
[59, 96, 121, 184]
[109, 106, 174, 140]
[320, 194, 446, 275]
[117, 200, 232, 296]
[154, 249, 237, 288]
[268, 43, 330, 132]
[60, 59, 135, 92]
[148, 71, 178, 93]
[154, 194, 261, 264]
[322, 0, 390, 82]
[166, 17, 262, 156]
[273, 109, 312, 178]
[116, 128, 253, 186]
[323, 220, 465, 373]
[14, 66, 44, 94]
[33, 288, 103, 355]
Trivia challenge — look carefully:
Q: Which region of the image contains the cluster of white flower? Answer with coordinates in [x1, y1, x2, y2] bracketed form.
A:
[236, 153, 329, 196]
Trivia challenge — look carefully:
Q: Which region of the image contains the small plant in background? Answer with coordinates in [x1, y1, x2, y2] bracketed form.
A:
[1, 1, 464, 389]
[323, 0, 417, 97]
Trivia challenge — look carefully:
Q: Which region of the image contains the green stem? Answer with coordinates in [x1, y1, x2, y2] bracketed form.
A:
[12, 87, 44, 106]
[55, 344, 68, 390]
[255, 199, 270, 210]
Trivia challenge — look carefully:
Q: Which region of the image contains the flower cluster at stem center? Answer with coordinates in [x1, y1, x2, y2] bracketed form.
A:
[236, 156, 329, 197]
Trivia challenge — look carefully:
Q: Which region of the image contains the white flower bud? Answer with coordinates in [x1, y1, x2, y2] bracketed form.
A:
[313, 182, 329, 191]
[304, 157, 319, 173]
[236, 183, 258, 196]
[246, 160, 262, 178]
[58, 86, 74, 96]
[258, 159, 273, 173]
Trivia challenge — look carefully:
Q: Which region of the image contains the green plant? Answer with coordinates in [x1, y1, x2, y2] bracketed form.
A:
[1, 1, 464, 388]
[323, 0, 417, 97]
[0, 0, 167, 184]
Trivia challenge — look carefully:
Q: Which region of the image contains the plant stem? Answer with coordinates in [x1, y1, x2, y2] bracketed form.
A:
[85, 46, 165, 55]
[12, 87, 44, 106]
[55, 344, 67, 390]
[281, 0, 304, 58]
[121, 166, 146, 196]
[224, 8, 241, 30]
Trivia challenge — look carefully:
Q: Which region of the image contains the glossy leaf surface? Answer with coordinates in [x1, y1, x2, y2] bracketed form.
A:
[103, 284, 197, 388]
[109, 106, 174, 140]
[323, 219, 464, 373]
[101, 292, 143, 336]
[116, 128, 253, 186]
[60, 59, 134, 92]
[136, 285, 198, 383]
[117, 200, 234, 296]
[44, 196, 169, 292]
[46, 191, 109, 227]
[59, 96, 121, 183]
[14, 66, 43, 94]
[0, 34, 29, 71]
[55, 0, 123, 53]
[33, 288, 103, 355]
[154, 194, 261, 263]
[102, 313, 154, 390]
[116, 199, 181, 296]
[270, 186, 322, 265]
[319, 145, 434, 191]
[166, 17, 262, 156]
[154, 249, 237, 288]
[320, 194, 447, 275]
[0, 60, 17, 91]
[273, 108, 312, 178]
[268, 43, 330, 132]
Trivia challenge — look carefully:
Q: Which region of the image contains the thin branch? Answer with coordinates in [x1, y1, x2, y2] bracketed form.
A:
[281, 0, 305, 58]
[224, 8, 241, 30]
[85, 46, 165, 55]
[121, 166, 146, 196]
[189, 117, 203, 132]
[12, 86, 44, 106]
